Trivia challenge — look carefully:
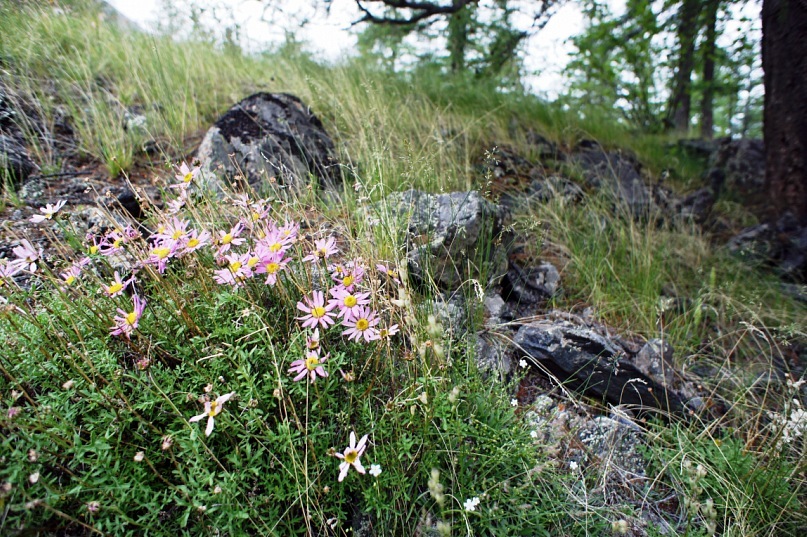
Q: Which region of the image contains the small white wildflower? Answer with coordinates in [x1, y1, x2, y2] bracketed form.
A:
[510, 398, 518, 407]
[519, 359, 528, 369]
[569, 461, 579, 471]
[29, 472, 40, 484]
[133, 451, 144, 462]
[62, 380, 74, 390]
[369, 464, 382, 477]
[530, 430, 539, 439]
[464, 496, 480, 512]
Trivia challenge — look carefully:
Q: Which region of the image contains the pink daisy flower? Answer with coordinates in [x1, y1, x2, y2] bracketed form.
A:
[376, 263, 402, 284]
[302, 236, 338, 264]
[213, 253, 252, 287]
[172, 161, 199, 190]
[110, 294, 146, 339]
[288, 350, 329, 383]
[180, 229, 212, 255]
[189, 392, 235, 437]
[341, 306, 381, 342]
[335, 431, 369, 482]
[145, 241, 177, 274]
[306, 329, 321, 351]
[328, 287, 371, 321]
[11, 239, 41, 273]
[103, 271, 132, 298]
[330, 262, 365, 290]
[30, 200, 66, 223]
[296, 290, 337, 329]
[215, 223, 246, 255]
[255, 249, 289, 286]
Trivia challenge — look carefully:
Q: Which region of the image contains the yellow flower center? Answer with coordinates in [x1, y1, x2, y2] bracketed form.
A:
[265, 262, 279, 274]
[45, 213, 54, 220]
[247, 256, 260, 268]
[316, 248, 327, 258]
[221, 233, 233, 245]
[356, 318, 369, 331]
[311, 306, 326, 318]
[112, 238, 123, 249]
[269, 242, 282, 252]
[187, 238, 199, 248]
[65, 275, 76, 285]
[251, 211, 261, 221]
[229, 261, 242, 272]
[89, 245, 99, 255]
[171, 230, 184, 240]
[305, 356, 320, 371]
[344, 449, 358, 464]
[343, 295, 357, 308]
[208, 401, 219, 417]
[107, 282, 123, 295]
[152, 247, 171, 259]
[379, 328, 389, 338]
[183, 172, 193, 183]
[125, 311, 137, 325]
[342, 275, 354, 287]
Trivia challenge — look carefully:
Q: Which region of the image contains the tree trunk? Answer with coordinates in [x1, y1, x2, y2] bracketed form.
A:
[700, 0, 720, 139]
[762, 0, 807, 223]
[666, 0, 700, 133]
[447, 1, 471, 73]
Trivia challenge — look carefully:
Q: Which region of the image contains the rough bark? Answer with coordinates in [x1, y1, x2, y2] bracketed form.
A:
[666, 0, 700, 132]
[447, 1, 471, 72]
[700, 0, 720, 139]
[762, 0, 807, 224]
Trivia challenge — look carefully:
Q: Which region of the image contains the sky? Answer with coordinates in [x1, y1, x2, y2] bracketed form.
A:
[105, 0, 590, 98]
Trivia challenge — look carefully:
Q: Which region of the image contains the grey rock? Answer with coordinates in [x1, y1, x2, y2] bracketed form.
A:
[500, 261, 561, 316]
[0, 133, 36, 187]
[569, 143, 653, 216]
[196, 92, 341, 196]
[384, 189, 509, 291]
[578, 416, 646, 477]
[475, 334, 512, 377]
[513, 321, 687, 415]
[708, 138, 765, 201]
[635, 339, 676, 388]
[526, 175, 584, 204]
[727, 213, 807, 280]
[677, 187, 715, 223]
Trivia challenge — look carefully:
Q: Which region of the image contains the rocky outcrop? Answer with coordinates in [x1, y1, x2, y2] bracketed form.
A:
[727, 212, 807, 281]
[196, 93, 341, 196]
[0, 88, 37, 188]
[569, 141, 654, 216]
[513, 320, 688, 416]
[382, 189, 509, 291]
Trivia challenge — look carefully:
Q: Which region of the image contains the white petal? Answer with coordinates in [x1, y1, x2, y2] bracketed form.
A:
[189, 413, 206, 423]
[338, 462, 349, 482]
[205, 416, 215, 436]
[356, 434, 369, 453]
[349, 431, 357, 448]
[218, 392, 235, 404]
[353, 460, 366, 474]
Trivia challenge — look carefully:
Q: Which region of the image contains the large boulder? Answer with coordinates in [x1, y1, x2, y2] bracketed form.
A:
[707, 138, 765, 202]
[727, 212, 807, 281]
[0, 88, 36, 188]
[569, 141, 653, 216]
[196, 93, 341, 196]
[513, 320, 689, 416]
[383, 189, 509, 291]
